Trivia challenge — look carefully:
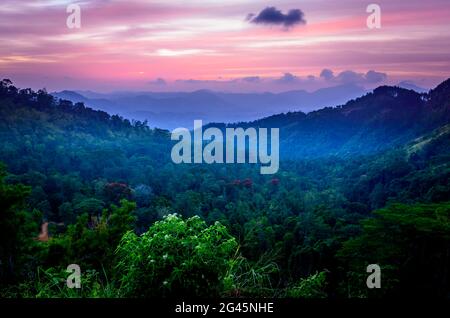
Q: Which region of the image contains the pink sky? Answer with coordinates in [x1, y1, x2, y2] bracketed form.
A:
[0, 0, 449, 92]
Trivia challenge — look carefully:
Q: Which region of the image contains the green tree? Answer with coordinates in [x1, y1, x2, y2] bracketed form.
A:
[286, 271, 328, 298]
[115, 214, 238, 297]
[338, 202, 450, 298]
[45, 199, 136, 270]
[0, 164, 40, 286]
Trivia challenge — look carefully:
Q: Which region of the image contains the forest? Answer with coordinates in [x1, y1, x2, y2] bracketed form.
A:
[0, 78, 449, 298]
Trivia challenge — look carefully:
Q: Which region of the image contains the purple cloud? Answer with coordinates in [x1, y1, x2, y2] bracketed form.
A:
[248, 7, 306, 28]
[321, 69, 388, 85]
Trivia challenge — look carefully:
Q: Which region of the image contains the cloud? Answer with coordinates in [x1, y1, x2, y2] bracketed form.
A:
[166, 69, 388, 91]
[148, 78, 167, 85]
[320, 69, 334, 81]
[248, 7, 306, 28]
[320, 69, 387, 85]
[275, 73, 299, 84]
[365, 70, 388, 83]
[336, 70, 365, 84]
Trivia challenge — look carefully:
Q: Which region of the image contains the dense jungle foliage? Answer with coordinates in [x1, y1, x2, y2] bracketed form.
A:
[0, 78, 449, 298]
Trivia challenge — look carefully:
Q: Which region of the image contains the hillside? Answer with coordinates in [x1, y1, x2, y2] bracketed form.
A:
[1, 78, 449, 298]
[214, 79, 450, 158]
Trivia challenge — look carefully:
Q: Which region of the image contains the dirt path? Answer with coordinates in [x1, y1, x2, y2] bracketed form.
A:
[37, 222, 49, 242]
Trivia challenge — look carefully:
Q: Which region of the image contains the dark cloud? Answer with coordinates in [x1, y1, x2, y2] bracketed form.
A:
[248, 7, 306, 28]
[320, 69, 387, 85]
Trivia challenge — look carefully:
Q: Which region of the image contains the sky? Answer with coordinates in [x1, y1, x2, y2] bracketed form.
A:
[0, 0, 449, 92]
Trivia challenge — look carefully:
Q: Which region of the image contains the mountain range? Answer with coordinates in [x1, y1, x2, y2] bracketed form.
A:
[52, 84, 368, 130]
[208, 79, 449, 159]
[2, 78, 448, 161]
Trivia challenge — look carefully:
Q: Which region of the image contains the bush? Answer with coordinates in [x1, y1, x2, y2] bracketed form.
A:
[285, 271, 328, 298]
[115, 214, 238, 297]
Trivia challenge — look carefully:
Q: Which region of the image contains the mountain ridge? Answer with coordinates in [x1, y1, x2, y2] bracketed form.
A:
[208, 79, 450, 159]
[2, 78, 449, 161]
[51, 83, 367, 130]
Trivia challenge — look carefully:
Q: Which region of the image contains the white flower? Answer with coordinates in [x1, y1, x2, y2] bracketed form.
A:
[165, 213, 179, 221]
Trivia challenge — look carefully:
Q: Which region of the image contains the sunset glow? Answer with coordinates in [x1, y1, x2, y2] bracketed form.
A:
[1, 0, 449, 92]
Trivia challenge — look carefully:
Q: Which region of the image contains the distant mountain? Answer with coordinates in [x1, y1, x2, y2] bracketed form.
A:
[397, 81, 428, 93]
[53, 90, 89, 102]
[51, 90, 122, 115]
[52, 84, 366, 130]
[214, 79, 450, 159]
